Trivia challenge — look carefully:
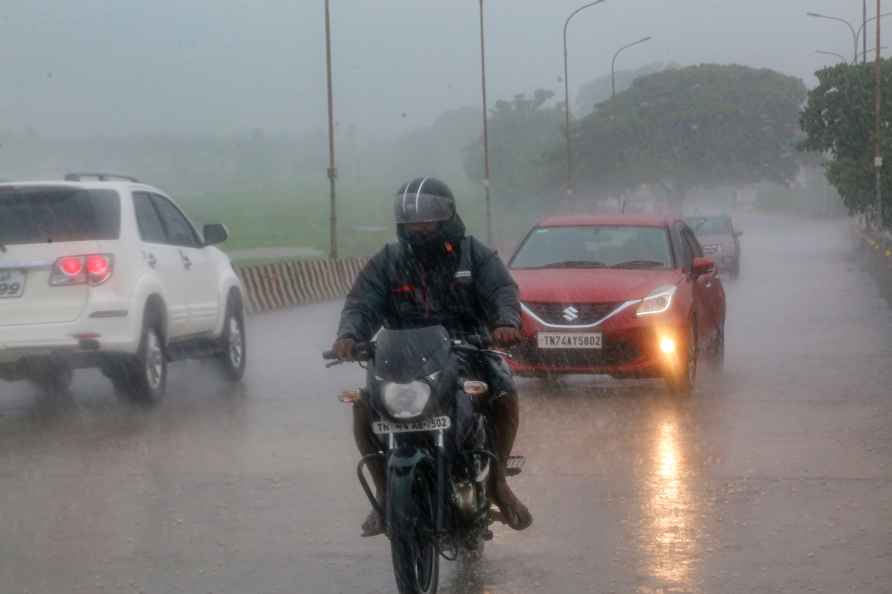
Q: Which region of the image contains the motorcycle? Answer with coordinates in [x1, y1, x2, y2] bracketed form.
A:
[323, 325, 524, 594]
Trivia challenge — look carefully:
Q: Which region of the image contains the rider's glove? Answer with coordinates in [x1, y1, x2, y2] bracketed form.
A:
[492, 326, 522, 347]
[333, 337, 357, 361]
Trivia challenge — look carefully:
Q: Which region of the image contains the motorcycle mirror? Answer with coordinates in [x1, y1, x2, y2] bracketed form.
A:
[463, 381, 489, 397]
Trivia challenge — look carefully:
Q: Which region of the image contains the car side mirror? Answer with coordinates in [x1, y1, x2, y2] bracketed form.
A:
[203, 223, 229, 246]
[693, 256, 715, 277]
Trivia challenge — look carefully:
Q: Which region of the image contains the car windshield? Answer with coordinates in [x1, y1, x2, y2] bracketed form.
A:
[0, 187, 120, 245]
[686, 216, 732, 235]
[511, 225, 673, 270]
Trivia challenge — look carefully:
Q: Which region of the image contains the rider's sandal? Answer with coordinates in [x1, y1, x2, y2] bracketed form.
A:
[361, 510, 386, 537]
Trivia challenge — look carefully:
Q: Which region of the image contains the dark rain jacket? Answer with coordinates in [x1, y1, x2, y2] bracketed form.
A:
[337, 235, 521, 343]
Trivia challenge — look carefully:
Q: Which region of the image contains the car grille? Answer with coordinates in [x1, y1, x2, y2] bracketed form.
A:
[523, 302, 622, 326]
[512, 332, 644, 367]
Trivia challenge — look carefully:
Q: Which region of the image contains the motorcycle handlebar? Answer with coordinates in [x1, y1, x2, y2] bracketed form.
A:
[321, 343, 373, 363]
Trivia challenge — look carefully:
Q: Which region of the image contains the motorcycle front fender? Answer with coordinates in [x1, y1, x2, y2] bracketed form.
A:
[387, 449, 435, 532]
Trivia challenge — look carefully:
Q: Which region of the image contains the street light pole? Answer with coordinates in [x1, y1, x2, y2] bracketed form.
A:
[874, 0, 884, 228]
[856, 11, 892, 60]
[323, 0, 338, 259]
[807, 11, 859, 62]
[611, 36, 652, 98]
[478, 0, 493, 246]
[562, 0, 607, 203]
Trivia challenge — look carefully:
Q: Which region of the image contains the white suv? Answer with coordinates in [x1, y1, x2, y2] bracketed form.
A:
[0, 174, 246, 402]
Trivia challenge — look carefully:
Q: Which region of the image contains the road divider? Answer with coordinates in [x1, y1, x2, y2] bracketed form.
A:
[234, 258, 368, 314]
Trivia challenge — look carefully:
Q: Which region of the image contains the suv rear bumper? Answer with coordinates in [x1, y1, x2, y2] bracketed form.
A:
[0, 310, 139, 367]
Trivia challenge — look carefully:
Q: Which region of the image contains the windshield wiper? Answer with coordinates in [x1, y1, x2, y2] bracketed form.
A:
[536, 260, 607, 269]
[611, 260, 666, 269]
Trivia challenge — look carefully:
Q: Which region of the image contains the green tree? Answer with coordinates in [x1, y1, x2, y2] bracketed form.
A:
[572, 64, 806, 207]
[575, 62, 679, 117]
[464, 89, 563, 205]
[799, 60, 892, 223]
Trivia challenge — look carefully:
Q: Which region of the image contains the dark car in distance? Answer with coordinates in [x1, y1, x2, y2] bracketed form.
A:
[685, 215, 742, 279]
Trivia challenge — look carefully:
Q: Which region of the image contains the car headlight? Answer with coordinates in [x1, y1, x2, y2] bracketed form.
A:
[382, 381, 432, 419]
[636, 285, 677, 317]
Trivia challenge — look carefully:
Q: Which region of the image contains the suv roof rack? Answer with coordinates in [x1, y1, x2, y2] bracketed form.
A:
[64, 172, 140, 183]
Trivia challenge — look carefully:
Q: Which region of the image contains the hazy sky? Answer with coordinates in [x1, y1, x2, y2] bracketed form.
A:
[0, 0, 880, 139]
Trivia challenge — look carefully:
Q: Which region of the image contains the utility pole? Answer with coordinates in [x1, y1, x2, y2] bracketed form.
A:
[479, 0, 493, 246]
[323, 0, 338, 259]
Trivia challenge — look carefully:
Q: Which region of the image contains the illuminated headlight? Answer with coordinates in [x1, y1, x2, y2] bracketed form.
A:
[636, 285, 677, 317]
[382, 381, 431, 419]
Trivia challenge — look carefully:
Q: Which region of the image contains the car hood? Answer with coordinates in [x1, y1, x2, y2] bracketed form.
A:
[511, 267, 682, 303]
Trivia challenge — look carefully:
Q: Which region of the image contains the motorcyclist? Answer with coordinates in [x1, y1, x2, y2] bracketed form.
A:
[332, 177, 533, 537]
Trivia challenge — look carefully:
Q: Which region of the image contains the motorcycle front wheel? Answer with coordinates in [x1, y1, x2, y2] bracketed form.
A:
[389, 469, 440, 594]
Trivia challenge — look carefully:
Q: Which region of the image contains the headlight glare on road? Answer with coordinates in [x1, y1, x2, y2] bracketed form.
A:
[637, 285, 677, 317]
[382, 381, 431, 419]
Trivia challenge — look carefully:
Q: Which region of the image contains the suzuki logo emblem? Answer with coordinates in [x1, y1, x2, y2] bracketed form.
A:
[562, 306, 579, 322]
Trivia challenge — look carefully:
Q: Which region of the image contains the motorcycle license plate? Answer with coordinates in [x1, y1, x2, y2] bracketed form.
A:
[372, 416, 452, 435]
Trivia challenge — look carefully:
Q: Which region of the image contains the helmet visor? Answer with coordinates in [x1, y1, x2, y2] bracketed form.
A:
[394, 192, 454, 224]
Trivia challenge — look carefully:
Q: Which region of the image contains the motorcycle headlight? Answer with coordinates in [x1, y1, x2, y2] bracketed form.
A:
[636, 285, 677, 317]
[382, 381, 432, 419]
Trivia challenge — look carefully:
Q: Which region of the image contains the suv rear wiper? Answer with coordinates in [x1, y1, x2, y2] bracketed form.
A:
[611, 260, 666, 269]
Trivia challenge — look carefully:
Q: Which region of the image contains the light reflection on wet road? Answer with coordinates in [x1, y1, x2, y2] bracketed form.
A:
[1, 213, 891, 594]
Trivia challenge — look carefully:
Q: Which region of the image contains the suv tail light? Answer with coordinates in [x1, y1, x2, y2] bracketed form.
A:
[50, 254, 114, 286]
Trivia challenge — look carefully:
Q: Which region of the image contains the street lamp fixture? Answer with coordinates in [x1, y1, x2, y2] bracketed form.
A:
[562, 0, 608, 201]
[806, 11, 859, 62]
[611, 36, 653, 98]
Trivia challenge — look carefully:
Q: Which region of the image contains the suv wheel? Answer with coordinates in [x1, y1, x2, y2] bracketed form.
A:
[117, 316, 167, 404]
[218, 294, 246, 382]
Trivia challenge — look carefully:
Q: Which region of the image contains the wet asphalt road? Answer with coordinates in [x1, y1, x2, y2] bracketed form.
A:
[2, 213, 892, 594]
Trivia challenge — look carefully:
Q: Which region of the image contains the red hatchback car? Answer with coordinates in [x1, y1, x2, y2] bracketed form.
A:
[507, 215, 726, 393]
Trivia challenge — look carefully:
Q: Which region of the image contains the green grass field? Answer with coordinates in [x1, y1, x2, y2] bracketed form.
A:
[177, 181, 539, 261]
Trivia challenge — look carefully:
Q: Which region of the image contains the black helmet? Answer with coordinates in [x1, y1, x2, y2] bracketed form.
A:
[394, 177, 456, 225]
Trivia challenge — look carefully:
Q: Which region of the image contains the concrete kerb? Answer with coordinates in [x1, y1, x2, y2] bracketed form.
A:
[852, 219, 892, 306]
[234, 258, 369, 315]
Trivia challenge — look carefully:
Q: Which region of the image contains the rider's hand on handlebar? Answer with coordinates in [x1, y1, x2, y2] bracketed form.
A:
[333, 337, 357, 361]
[492, 326, 522, 347]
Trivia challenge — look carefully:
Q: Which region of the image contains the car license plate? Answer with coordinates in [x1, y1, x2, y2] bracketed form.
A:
[372, 416, 452, 435]
[537, 332, 603, 349]
[0, 270, 26, 299]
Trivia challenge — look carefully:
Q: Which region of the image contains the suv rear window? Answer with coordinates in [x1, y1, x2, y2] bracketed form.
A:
[0, 187, 121, 245]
